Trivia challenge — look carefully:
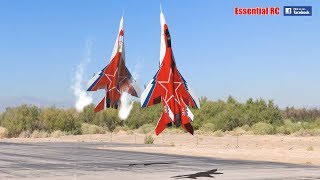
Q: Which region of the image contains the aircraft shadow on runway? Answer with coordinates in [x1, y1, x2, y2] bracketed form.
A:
[128, 162, 176, 166]
[171, 169, 223, 179]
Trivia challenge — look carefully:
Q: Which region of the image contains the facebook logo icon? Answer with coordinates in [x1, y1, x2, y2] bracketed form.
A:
[284, 6, 312, 16]
[285, 8, 292, 15]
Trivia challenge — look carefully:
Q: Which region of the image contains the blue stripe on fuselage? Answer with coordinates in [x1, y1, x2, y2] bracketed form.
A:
[142, 71, 159, 107]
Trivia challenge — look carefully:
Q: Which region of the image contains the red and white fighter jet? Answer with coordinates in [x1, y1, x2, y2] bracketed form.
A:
[141, 10, 200, 135]
[87, 16, 139, 112]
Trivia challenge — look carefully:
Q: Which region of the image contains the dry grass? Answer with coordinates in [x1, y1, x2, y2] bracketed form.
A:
[144, 134, 155, 144]
[0, 127, 8, 138]
[294, 129, 320, 137]
[113, 126, 130, 133]
[227, 127, 247, 136]
[81, 123, 106, 134]
[138, 124, 154, 134]
[19, 130, 31, 138]
[213, 130, 224, 137]
[125, 130, 134, 135]
[164, 128, 185, 134]
[307, 146, 314, 151]
[31, 130, 49, 138]
[51, 130, 66, 138]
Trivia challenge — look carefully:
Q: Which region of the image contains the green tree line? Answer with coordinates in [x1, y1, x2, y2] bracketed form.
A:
[1, 96, 320, 137]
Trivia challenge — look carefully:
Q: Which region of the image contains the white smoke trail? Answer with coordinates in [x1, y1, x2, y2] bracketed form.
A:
[118, 91, 134, 120]
[118, 58, 144, 120]
[72, 39, 93, 112]
[131, 57, 144, 82]
[131, 57, 144, 97]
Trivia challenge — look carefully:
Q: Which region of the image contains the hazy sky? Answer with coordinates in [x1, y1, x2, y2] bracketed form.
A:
[0, 0, 319, 109]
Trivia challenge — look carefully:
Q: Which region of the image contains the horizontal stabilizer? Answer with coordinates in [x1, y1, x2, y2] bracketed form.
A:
[94, 97, 106, 113]
[182, 123, 194, 135]
[155, 111, 172, 135]
[155, 99, 174, 135]
[180, 97, 194, 135]
[180, 97, 194, 123]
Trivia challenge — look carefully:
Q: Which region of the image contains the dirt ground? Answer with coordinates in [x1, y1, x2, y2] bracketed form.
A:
[2, 132, 320, 166]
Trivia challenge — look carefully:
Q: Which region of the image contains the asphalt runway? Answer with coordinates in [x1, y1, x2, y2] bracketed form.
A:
[0, 141, 319, 180]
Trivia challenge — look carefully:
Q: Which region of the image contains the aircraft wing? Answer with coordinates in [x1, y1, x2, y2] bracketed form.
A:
[87, 66, 109, 92]
[140, 69, 165, 107]
[141, 65, 199, 109]
[87, 55, 119, 92]
[174, 68, 200, 109]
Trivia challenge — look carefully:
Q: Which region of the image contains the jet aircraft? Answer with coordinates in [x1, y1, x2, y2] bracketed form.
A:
[87, 16, 139, 112]
[140, 10, 200, 135]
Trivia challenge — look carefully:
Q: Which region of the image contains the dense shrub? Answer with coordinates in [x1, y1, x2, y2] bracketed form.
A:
[199, 123, 215, 133]
[61, 109, 81, 134]
[81, 123, 105, 134]
[251, 122, 274, 135]
[39, 107, 81, 134]
[283, 107, 320, 122]
[138, 124, 154, 134]
[125, 103, 161, 129]
[1, 96, 320, 137]
[94, 109, 121, 132]
[192, 96, 284, 132]
[276, 119, 301, 134]
[229, 126, 247, 136]
[40, 107, 61, 132]
[0, 105, 81, 137]
[0, 105, 41, 137]
[79, 104, 96, 124]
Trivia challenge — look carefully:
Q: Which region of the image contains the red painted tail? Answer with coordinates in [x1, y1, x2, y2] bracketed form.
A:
[155, 111, 172, 135]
